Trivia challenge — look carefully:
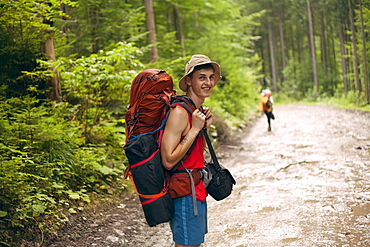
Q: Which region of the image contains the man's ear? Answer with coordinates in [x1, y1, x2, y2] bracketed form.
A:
[186, 76, 191, 87]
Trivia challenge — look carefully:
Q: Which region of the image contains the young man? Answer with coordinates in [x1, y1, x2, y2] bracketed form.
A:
[161, 54, 221, 247]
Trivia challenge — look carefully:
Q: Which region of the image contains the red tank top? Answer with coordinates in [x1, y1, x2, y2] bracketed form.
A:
[174, 104, 207, 202]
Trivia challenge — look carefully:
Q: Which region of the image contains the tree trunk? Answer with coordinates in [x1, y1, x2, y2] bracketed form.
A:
[290, 25, 297, 75]
[41, 36, 62, 102]
[41, 11, 61, 102]
[89, 7, 100, 54]
[359, 0, 369, 103]
[268, 21, 278, 92]
[60, 3, 68, 35]
[320, 9, 327, 75]
[307, 0, 318, 93]
[172, 4, 185, 56]
[256, 30, 267, 86]
[338, 25, 348, 94]
[298, 26, 304, 64]
[348, 0, 362, 94]
[144, 0, 158, 63]
[278, 15, 286, 82]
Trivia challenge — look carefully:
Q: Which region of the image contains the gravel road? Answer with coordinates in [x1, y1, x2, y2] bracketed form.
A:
[46, 104, 370, 247]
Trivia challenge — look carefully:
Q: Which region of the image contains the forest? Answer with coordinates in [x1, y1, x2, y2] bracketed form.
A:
[1, 0, 369, 245]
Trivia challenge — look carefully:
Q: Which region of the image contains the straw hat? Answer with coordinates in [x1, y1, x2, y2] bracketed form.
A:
[179, 54, 221, 92]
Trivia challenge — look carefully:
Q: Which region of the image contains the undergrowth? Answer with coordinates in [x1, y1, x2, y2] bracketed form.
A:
[0, 96, 129, 246]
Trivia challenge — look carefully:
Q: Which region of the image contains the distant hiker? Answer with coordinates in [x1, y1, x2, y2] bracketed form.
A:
[161, 54, 221, 246]
[260, 89, 275, 131]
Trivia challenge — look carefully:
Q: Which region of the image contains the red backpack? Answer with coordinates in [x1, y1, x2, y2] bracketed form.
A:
[124, 69, 176, 227]
[125, 69, 174, 143]
[124, 69, 197, 226]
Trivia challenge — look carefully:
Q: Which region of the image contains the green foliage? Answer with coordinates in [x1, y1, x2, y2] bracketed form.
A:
[0, 94, 128, 243]
[57, 42, 144, 144]
[0, 0, 76, 34]
[0, 0, 77, 98]
[281, 59, 314, 100]
[54, 0, 146, 56]
[320, 89, 370, 108]
[149, 0, 264, 132]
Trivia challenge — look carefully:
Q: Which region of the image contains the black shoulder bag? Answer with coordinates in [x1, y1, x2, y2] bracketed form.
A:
[203, 127, 236, 201]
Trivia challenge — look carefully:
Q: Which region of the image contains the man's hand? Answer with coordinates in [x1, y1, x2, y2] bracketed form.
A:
[192, 109, 206, 131]
[202, 106, 214, 128]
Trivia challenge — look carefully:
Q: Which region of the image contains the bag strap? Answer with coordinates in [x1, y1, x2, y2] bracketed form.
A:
[169, 96, 200, 172]
[203, 126, 236, 186]
[202, 126, 221, 171]
[171, 95, 197, 112]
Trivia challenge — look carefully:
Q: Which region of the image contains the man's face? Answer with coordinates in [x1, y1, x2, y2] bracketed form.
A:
[186, 68, 215, 98]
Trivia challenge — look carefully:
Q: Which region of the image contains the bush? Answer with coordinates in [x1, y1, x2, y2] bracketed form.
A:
[0, 96, 128, 244]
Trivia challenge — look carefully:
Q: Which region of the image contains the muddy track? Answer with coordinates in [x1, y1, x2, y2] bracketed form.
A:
[46, 104, 370, 247]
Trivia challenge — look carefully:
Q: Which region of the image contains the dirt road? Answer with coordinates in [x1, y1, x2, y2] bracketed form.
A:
[47, 104, 370, 247]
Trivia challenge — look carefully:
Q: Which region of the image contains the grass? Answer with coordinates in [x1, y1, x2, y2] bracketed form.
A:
[273, 91, 370, 112]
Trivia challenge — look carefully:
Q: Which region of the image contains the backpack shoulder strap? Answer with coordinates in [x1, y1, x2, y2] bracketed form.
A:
[168, 95, 202, 172]
[170, 95, 196, 113]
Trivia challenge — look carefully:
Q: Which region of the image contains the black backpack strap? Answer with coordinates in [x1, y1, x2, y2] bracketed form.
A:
[202, 126, 221, 170]
[171, 95, 197, 113]
[168, 95, 201, 172]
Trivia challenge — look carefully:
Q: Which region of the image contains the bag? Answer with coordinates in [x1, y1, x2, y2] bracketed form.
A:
[125, 69, 174, 142]
[266, 98, 272, 110]
[204, 162, 236, 201]
[123, 69, 175, 227]
[203, 127, 236, 201]
[124, 134, 173, 227]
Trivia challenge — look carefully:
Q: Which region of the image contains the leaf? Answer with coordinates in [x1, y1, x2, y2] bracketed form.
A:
[98, 165, 113, 175]
[52, 182, 65, 189]
[82, 196, 91, 203]
[68, 208, 77, 214]
[0, 211, 7, 217]
[32, 204, 46, 217]
[66, 190, 81, 200]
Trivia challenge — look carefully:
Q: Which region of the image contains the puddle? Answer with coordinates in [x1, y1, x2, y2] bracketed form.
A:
[256, 206, 276, 213]
[352, 203, 370, 216]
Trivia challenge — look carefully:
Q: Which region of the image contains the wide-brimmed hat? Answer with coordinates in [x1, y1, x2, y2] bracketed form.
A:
[179, 54, 221, 92]
[263, 89, 271, 97]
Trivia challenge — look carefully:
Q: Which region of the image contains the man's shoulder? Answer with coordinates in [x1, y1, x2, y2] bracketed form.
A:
[171, 104, 191, 115]
[168, 105, 190, 126]
[165, 105, 189, 134]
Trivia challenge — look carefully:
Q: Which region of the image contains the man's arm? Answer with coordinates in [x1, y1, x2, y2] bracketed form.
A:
[161, 106, 205, 170]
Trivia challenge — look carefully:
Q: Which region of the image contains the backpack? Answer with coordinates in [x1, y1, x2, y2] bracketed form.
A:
[266, 97, 272, 110]
[261, 95, 272, 112]
[123, 69, 196, 227]
[125, 69, 174, 143]
[124, 69, 175, 227]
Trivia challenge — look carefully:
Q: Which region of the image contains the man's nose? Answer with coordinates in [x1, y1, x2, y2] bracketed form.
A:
[205, 77, 213, 85]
